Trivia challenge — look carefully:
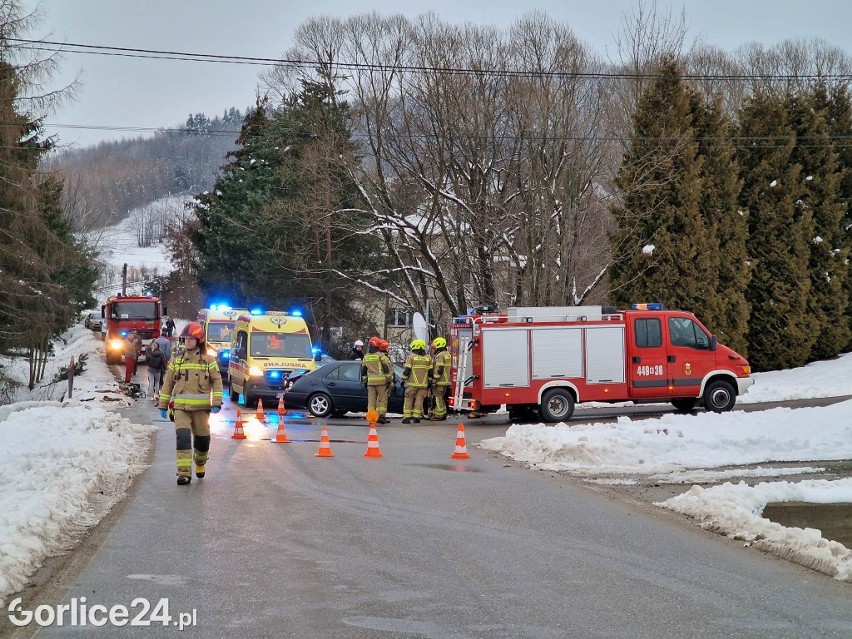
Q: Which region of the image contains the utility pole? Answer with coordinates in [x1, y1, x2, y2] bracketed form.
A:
[121, 263, 127, 296]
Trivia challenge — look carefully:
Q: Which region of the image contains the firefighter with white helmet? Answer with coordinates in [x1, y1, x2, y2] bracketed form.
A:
[158, 321, 223, 485]
[429, 337, 452, 420]
[361, 336, 392, 423]
[351, 339, 365, 360]
[401, 339, 432, 423]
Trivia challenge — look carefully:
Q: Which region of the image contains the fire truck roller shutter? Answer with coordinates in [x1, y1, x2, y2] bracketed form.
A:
[482, 328, 530, 389]
[584, 326, 626, 384]
[532, 328, 583, 379]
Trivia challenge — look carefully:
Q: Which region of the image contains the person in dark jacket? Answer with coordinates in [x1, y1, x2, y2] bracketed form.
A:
[145, 341, 166, 402]
[164, 318, 176, 338]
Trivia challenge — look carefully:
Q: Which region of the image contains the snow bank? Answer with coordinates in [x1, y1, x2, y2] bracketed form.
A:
[741, 352, 852, 403]
[658, 479, 852, 582]
[0, 403, 154, 604]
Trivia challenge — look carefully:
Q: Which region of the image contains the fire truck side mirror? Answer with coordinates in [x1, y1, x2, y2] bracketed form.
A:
[100, 305, 105, 318]
[163, 306, 168, 316]
[709, 335, 718, 352]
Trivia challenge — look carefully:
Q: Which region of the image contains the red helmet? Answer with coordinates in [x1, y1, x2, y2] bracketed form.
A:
[368, 336, 382, 348]
[180, 322, 204, 342]
[379, 339, 389, 352]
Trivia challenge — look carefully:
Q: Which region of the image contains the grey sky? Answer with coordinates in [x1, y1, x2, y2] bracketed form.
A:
[21, 0, 852, 148]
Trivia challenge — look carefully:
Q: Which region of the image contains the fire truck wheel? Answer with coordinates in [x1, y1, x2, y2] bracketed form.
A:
[702, 380, 736, 413]
[539, 388, 575, 423]
[670, 398, 697, 412]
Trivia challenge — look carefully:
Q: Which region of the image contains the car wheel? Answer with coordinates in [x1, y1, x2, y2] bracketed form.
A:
[307, 392, 334, 418]
[703, 380, 736, 413]
[671, 398, 697, 412]
[539, 388, 575, 423]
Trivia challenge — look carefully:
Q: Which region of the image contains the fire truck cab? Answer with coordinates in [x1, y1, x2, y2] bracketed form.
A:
[102, 295, 164, 365]
[227, 311, 317, 407]
[449, 304, 754, 422]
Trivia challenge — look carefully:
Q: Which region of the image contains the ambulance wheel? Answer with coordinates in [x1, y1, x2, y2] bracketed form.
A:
[539, 389, 575, 423]
[671, 398, 697, 412]
[703, 380, 736, 413]
[307, 392, 333, 418]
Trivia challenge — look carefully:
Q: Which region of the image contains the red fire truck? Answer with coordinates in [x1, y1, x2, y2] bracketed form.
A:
[102, 295, 165, 364]
[449, 304, 754, 422]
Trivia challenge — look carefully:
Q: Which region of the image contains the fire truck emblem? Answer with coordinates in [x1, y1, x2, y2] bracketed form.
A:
[684, 362, 692, 376]
[269, 317, 288, 328]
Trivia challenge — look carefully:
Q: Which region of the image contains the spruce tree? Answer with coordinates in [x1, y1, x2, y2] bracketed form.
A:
[825, 85, 852, 351]
[737, 91, 814, 371]
[789, 85, 850, 360]
[691, 95, 751, 354]
[609, 58, 721, 325]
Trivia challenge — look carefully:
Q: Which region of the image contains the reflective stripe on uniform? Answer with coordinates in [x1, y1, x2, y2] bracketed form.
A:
[404, 354, 432, 388]
[363, 353, 389, 385]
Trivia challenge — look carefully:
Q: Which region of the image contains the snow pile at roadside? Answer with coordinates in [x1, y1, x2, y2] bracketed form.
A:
[1, 324, 129, 405]
[741, 352, 852, 403]
[658, 479, 852, 582]
[479, 400, 852, 476]
[0, 402, 155, 604]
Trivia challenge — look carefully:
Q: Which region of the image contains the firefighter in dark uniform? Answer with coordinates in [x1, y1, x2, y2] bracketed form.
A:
[361, 336, 392, 424]
[159, 322, 223, 485]
[429, 337, 452, 420]
[401, 339, 432, 423]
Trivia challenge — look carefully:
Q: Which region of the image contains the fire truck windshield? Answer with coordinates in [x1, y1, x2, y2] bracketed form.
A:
[250, 332, 312, 359]
[110, 301, 158, 320]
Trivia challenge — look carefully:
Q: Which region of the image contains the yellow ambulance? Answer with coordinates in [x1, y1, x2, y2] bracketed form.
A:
[196, 306, 248, 379]
[227, 310, 317, 406]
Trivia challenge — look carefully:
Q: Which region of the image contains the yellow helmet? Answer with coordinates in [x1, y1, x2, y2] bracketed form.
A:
[410, 339, 426, 351]
[431, 337, 447, 349]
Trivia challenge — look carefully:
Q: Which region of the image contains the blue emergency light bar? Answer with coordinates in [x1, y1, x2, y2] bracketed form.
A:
[631, 303, 665, 311]
[290, 310, 303, 317]
[250, 308, 263, 316]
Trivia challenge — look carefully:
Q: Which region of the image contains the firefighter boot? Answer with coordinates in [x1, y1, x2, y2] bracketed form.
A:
[195, 463, 205, 479]
[177, 475, 191, 486]
[402, 418, 412, 424]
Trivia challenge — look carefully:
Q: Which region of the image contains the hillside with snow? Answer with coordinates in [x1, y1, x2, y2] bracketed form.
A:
[89, 195, 188, 299]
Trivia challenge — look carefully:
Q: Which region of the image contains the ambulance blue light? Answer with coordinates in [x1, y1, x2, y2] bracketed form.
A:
[217, 304, 232, 311]
[250, 308, 263, 316]
[311, 347, 320, 355]
[631, 302, 665, 311]
[290, 309, 302, 317]
[220, 349, 230, 360]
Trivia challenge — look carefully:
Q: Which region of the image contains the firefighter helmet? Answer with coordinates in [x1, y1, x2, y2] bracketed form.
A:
[353, 339, 364, 347]
[410, 339, 426, 351]
[379, 339, 389, 352]
[180, 322, 205, 343]
[368, 336, 382, 348]
[431, 337, 447, 349]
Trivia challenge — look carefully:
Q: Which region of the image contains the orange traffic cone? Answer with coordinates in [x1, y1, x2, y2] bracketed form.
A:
[231, 410, 247, 440]
[363, 423, 383, 458]
[315, 425, 334, 457]
[451, 423, 470, 459]
[277, 396, 287, 416]
[273, 419, 288, 443]
[256, 398, 265, 421]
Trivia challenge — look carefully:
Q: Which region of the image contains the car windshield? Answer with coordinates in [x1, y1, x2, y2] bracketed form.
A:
[110, 301, 158, 320]
[207, 322, 235, 343]
[88, 313, 100, 320]
[250, 332, 312, 358]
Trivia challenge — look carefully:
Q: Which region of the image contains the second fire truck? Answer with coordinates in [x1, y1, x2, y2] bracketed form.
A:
[449, 304, 754, 422]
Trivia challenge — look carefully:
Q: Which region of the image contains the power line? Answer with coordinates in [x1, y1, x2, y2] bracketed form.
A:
[6, 36, 852, 82]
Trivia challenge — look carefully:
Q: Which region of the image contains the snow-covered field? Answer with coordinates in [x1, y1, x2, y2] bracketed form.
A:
[480, 352, 852, 582]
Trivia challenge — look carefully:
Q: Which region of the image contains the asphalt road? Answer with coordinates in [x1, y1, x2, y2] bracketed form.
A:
[5, 382, 849, 639]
